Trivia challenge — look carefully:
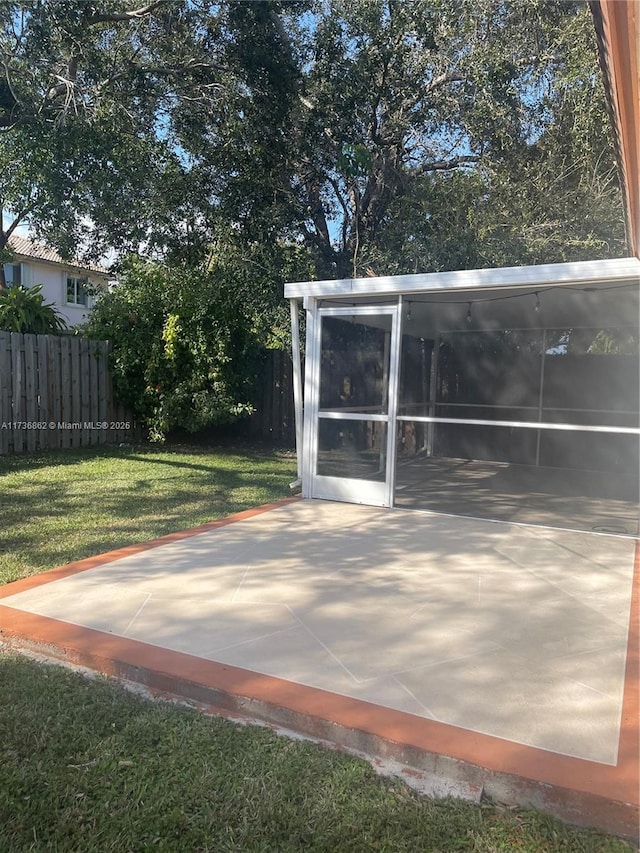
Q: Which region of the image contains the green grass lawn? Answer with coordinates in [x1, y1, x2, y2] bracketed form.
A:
[0, 653, 632, 853]
[0, 443, 297, 586]
[0, 445, 634, 852]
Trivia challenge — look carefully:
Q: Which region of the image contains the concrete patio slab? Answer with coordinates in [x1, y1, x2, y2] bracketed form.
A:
[0, 497, 638, 840]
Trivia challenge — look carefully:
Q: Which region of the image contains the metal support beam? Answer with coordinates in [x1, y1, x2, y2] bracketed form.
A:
[535, 328, 547, 467]
[385, 298, 402, 507]
[289, 299, 304, 482]
[426, 332, 439, 456]
[301, 299, 318, 498]
[396, 415, 640, 435]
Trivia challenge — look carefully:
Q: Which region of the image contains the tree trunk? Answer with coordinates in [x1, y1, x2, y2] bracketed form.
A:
[0, 233, 8, 291]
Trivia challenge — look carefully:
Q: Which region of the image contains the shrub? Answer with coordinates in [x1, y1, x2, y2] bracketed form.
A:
[0, 284, 67, 334]
[85, 258, 262, 441]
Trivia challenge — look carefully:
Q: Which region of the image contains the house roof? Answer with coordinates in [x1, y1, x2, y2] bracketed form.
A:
[590, 0, 640, 258]
[7, 235, 110, 278]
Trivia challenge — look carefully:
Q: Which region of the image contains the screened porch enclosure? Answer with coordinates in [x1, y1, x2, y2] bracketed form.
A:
[287, 259, 640, 535]
[395, 285, 639, 534]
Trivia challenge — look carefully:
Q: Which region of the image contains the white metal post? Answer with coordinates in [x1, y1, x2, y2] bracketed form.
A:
[301, 298, 319, 498]
[385, 297, 403, 507]
[426, 331, 439, 456]
[289, 298, 304, 481]
[379, 325, 391, 474]
[535, 328, 547, 467]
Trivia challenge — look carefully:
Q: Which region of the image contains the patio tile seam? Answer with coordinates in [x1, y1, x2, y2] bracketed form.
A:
[386, 644, 505, 679]
[122, 593, 152, 636]
[0, 496, 302, 600]
[495, 548, 629, 585]
[201, 624, 300, 658]
[542, 536, 637, 572]
[550, 642, 629, 661]
[286, 605, 364, 685]
[0, 605, 636, 809]
[519, 577, 636, 621]
[229, 565, 251, 603]
[389, 674, 438, 719]
[560, 678, 624, 701]
[392, 506, 639, 540]
[482, 559, 635, 628]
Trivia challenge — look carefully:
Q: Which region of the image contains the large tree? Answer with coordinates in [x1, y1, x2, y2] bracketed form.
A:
[1, 0, 625, 285]
[4, 0, 623, 439]
[365, 0, 626, 272]
[209, 0, 625, 277]
[0, 0, 232, 284]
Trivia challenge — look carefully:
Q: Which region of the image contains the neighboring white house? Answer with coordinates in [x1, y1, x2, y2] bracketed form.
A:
[4, 235, 111, 328]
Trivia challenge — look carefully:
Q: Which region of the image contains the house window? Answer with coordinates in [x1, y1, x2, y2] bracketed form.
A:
[3, 263, 22, 286]
[66, 275, 89, 306]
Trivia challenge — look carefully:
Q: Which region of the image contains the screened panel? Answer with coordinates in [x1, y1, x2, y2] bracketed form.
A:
[398, 332, 432, 417]
[542, 328, 639, 423]
[394, 282, 639, 531]
[395, 420, 639, 534]
[317, 420, 387, 480]
[436, 330, 543, 413]
[538, 432, 639, 481]
[319, 315, 392, 414]
[432, 419, 538, 465]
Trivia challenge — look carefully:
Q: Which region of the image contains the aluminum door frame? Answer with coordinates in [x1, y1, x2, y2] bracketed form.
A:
[305, 302, 401, 507]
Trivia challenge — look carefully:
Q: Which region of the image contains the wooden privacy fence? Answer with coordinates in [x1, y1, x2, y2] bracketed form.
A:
[244, 348, 298, 447]
[0, 331, 135, 455]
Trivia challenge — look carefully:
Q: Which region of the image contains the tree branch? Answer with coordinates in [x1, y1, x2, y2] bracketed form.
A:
[326, 175, 350, 223]
[300, 221, 333, 259]
[423, 71, 465, 94]
[0, 59, 21, 109]
[4, 206, 32, 240]
[418, 155, 480, 173]
[43, 53, 78, 107]
[310, 188, 331, 249]
[87, 1, 167, 25]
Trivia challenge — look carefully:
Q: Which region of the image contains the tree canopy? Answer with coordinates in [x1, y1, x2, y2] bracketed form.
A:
[0, 0, 223, 273]
[1, 1, 628, 435]
[0, 0, 626, 282]
[258, 0, 625, 275]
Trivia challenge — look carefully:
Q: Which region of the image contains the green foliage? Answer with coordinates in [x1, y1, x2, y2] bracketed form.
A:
[0, 283, 66, 333]
[297, 0, 626, 274]
[0, 0, 225, 261]
[85, 231, 314, 440]
[0, 0, 628, 343]
[204, 237, 315, 350]
[110, 0, 622, 279]
[86, 259, 266, 441]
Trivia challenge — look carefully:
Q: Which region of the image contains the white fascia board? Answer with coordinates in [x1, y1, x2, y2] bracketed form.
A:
[284, 257, 640, 299]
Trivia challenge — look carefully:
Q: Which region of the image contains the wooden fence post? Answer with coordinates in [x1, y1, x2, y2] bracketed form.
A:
[0, 332, 135, 455]
[0, 332, 11, 454]
[38, 334, 49, 451]
[10, 332, 24, 453]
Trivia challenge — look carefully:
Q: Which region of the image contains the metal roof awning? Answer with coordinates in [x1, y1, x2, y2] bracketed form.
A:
[285, 256, 640, 300]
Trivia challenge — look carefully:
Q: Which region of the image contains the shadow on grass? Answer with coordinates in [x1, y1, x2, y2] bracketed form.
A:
[0, 443, 294, 476]
[0, 445, 136, 475]
[0, 654, 632, 853]
[0, 447, 295, 580]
